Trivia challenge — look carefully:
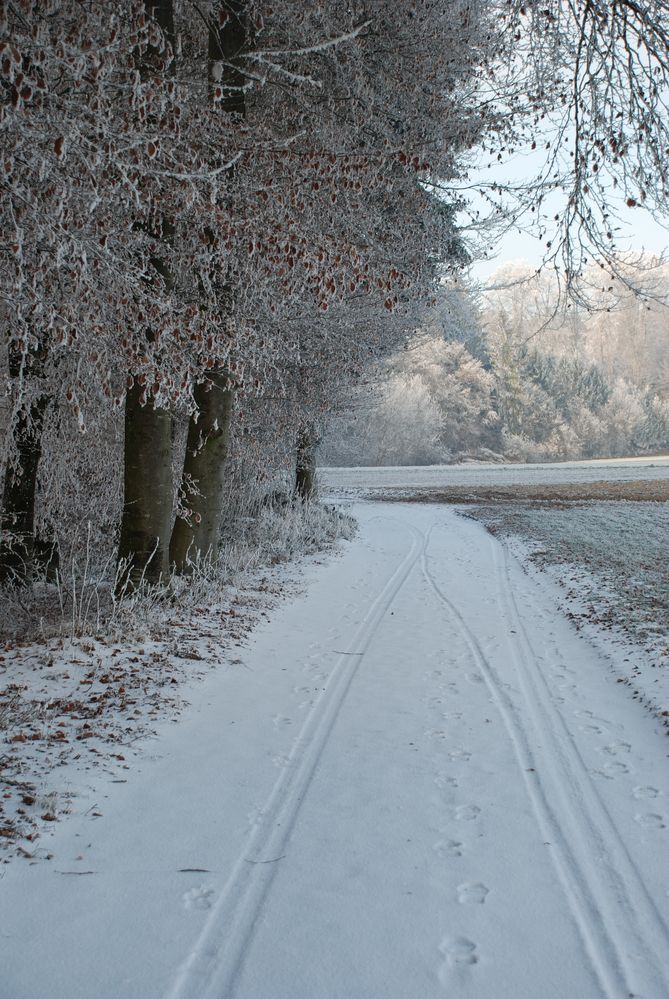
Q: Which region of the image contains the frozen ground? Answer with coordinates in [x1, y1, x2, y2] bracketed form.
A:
[465, 500, 669, 724]
[1, 483, 668, 998]
[320, 453, 669, 494]
[320, 455, 669, 727]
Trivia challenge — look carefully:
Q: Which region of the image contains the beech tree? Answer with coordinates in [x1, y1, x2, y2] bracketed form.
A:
[163, 0, 486, 565]
[3, 0, 669, 589]
[0, 1, 249, 583]
[168, 0, 249, 572]
[117, 0, 178, 587]
[0, 1, 158, 583]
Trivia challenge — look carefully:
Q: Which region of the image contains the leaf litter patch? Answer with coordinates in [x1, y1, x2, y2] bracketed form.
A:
[0, 574, 285, 862]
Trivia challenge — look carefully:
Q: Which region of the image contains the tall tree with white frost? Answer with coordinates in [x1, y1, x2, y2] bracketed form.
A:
[3, 1, 669, 588]
[168, 0, 486, 562]
[117, 0, 177, 588]
[169, 1, 248, 572]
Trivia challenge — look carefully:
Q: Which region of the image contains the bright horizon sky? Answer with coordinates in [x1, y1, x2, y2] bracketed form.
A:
[457, 145, 669, 287]
[470, 210, 669, 284]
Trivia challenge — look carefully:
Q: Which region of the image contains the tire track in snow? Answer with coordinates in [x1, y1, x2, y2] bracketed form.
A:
[421, 522, 669, 999]
[166, 521, 425, 999]
[493, 538, 669, 999]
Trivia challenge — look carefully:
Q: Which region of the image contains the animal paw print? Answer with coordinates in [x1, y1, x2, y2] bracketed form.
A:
[438, 936, 478, 984]
[183, 885, 215, 911]
[455, 804, 480, 821]
[632, 786, 659, 800]
[456, 882, 489, 904]
[433, 839, 463, 858]
[425, 729, 449, 741]
[635, 812, 665, 830]
[592, 761, 629, 779]
[600, 741, 631, 757]
[434, 774, 458, 790]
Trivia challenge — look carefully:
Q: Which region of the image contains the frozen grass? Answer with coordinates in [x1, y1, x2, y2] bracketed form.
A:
[369, 479, 669, 505]
[462, 498, 669, 723]
[243, 497, 356, 562]
[0, 500, 356, 643]
[320, 455, 669, 496]
[0, 499, 356, 856]
[470, 501, 668, 649]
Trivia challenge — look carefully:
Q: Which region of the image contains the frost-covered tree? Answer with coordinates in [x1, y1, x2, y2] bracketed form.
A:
[471, 1, 669, 293]
[158, 0, 488, 566]
[5, 0, 669, 587]
[0, 1, 486, 581]
[480, 258, 669, 459]
[323, 252, 669, 467]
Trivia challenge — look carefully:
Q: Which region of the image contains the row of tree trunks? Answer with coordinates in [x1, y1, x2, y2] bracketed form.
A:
[0, 0, 318, 590]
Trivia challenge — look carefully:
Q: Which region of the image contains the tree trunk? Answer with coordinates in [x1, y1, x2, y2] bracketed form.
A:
[0, 347, 47, 586]
[116, 0, 175, 591]
[0, 404, 46, 584]
[169, 1, 248, 572]
[295, 426, 319, 500]
[169, 373, 233, 570]
[117, 383, 173, 588]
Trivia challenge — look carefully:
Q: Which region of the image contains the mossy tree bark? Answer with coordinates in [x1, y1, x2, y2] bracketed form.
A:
[169, 372, 234, 569]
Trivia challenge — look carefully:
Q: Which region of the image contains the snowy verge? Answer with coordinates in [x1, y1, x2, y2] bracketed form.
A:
[0, 503, 356, 862]
[461, 501, 669, 726]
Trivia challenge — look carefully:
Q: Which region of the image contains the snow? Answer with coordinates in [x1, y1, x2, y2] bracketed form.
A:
[320, 454, 669, 493]
[466, 499, 669, 724]
[1, 486, 669, 998]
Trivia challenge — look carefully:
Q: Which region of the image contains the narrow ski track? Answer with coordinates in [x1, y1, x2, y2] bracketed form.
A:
[421, 521, 669, 999]
[166, 522, 426, 999]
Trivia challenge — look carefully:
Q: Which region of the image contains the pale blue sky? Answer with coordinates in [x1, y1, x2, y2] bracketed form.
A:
[471, 208, 669, 283]
[459, 146, 669, 284]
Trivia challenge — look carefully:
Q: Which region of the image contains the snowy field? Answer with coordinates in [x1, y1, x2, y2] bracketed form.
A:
[1, 460, 668, 998]
[323, 455, 669, 723]
[320, 454, 669, 493]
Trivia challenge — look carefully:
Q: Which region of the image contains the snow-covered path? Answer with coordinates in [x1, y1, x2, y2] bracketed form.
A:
[2, 504, 668, 999]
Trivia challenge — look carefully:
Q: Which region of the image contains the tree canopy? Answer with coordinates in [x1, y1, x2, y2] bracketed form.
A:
[2, 0, 669, 587]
